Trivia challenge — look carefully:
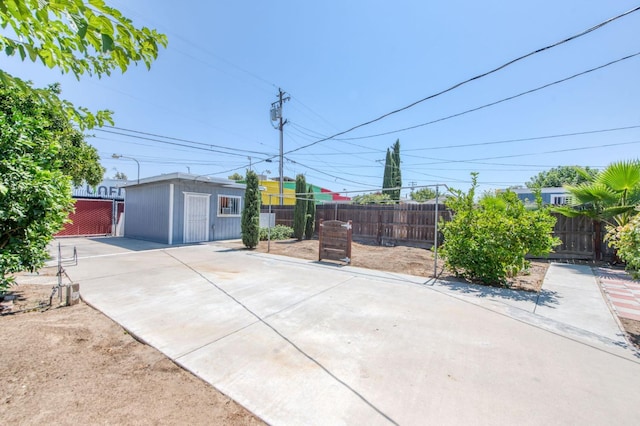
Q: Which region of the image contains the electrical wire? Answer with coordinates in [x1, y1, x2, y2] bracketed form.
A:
[289, 96, 338, 131]
[288, 122, 383, 153]
[283, 157, 372, 186]
[109, 0, 278, 92]
[411, 139, 640, 166]
[101, 126, 272, 156]
[402, 124, 640, 153]
[95, 129, 256, 158]
[283, 6, 640, 155]
[284, 132, 380, 178]
[343, 52, 640, 141]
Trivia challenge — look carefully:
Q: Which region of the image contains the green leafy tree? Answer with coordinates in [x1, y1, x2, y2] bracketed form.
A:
[410, 187, 437, 202]
[0, 0, 168, 128]
[293, 174, 307, 240]
[352, 193, 394, 204]
[1, 85, 104, 291]
[440, 173, 560, 286]
[526, 166, 598, 189]
[0, 1, 165, 290]
[228, 172, 244, 181]
[553, 160, 640, 228]
[241, 170, 261, 248]
[113, 171, 128, 180]
[305, 187, 316, 239]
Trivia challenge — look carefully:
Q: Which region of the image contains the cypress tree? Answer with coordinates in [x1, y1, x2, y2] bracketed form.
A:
[293, 174, 307, 241]
[391, 139, 402, 201]
[382, 148, 393, 197]
[241, 170, 261, 248]
[305, 186, 316, 239]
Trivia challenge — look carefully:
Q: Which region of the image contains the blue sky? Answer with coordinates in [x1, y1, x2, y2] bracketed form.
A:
[5, 0, 640, 196]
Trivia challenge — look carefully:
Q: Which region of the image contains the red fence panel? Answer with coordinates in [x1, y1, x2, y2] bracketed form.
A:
[56, 199, 117, 236]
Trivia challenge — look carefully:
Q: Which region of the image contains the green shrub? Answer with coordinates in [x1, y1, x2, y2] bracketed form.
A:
[607, 213, 640, 278]
[439, 174, 560, 286]
[259, 225, 294, 241]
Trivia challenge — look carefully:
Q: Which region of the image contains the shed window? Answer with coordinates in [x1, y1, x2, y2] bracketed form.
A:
[218, 195, 241, 216]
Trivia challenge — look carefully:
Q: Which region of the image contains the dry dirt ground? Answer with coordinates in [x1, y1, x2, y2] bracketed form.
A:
[0, 271, 264, 425]
[2, 239, 639, 424]
[250, 238, 548, 292]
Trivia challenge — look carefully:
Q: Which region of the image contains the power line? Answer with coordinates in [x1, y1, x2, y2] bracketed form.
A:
[284, 132, 379, 178]
[283, 6, 640, 155]
[101, 125, 272, 156]
[411, 139, 640, 166]
[289, 96, 338, 131]
[85, 80, 267, 146]
[95, 128, 265, 158]
[288, 121, 383, 153]
[344, 52, 640, 141]
[99, 151, 235, 166]
[286, 126, 382, 163]
[402, 123, 640, 154]
[110, 0, 278, 91]
[285, 123, 640, 157]
[284, 157, 372, 186]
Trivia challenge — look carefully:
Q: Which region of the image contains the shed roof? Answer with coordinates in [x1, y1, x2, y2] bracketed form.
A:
[123, 172, 246, 189]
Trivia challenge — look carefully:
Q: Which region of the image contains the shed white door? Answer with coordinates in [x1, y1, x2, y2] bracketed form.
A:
[184, 193, 210, 243]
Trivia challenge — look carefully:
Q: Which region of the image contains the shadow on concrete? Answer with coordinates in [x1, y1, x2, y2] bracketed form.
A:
[88, 236, 171, 252]
[312, 260, 349, 268]
[596, 266, 639, 282]
[433, 279, 561, 308]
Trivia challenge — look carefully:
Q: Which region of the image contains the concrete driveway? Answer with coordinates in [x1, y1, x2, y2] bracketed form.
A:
[55, 237, 640, 425]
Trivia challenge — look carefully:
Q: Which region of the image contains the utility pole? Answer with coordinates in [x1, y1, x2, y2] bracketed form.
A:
[271, 88, 289, 205]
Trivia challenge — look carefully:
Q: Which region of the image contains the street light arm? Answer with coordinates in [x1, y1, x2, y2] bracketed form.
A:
[112, 153, 140, 184]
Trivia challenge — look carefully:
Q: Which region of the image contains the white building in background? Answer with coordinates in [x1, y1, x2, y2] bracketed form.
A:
[72, 179, 127, 201]
[510, 187, 571, 206]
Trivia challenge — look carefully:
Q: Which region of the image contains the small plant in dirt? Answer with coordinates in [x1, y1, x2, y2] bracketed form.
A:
[259, 225, 294, 241]
[439, 173, 560, 286]
[606, 212, 640, 278]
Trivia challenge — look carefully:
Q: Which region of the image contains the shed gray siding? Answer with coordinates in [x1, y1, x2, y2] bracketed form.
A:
[171, 182, 244, 242]
[124, 183, 170, 243]
[211, 187, 245, 240]
[123, 174, 245, 245]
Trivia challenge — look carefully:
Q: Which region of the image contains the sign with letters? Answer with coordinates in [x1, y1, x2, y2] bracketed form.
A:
[72, 179, 126, 200]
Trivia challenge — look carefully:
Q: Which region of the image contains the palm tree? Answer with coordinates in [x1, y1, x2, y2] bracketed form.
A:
[554, 160, 640, 227]
[553, 159, 640, 260]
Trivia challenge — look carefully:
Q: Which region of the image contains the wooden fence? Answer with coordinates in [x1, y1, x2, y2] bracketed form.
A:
[263, 203, 447, 247]
[550, 214, 612, 260]
[261, 204, 614, 260]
